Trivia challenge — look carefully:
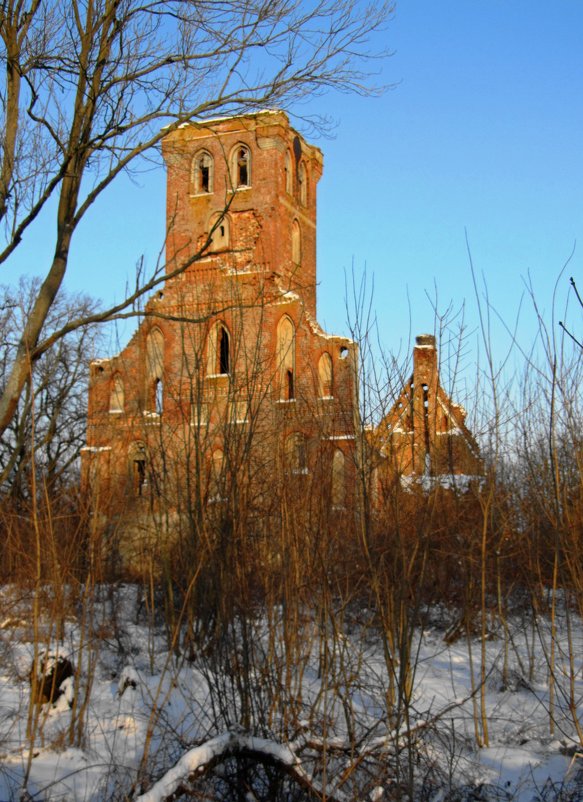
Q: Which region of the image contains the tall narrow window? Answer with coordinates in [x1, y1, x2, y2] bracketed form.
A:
[318, 353, 333, 398]
[285, 150, 293, 194]
[298, 161, 307, 206]
[193, 150, 213, 194]
[146, 328, 164, 411]
[291, 220, 301, 265]
[232, 145, 251, 188]
[219, 326, 230, 375]
[286, 369, 294, 401]
[146, 329, 164, 378]
[332, 449, 345, 506]
[134, 459, 146, 496]
[422, 383, 431, 474]
[155, 378, 163, 415]
[110, 374, 125, 412]
[129, 442, 147, 496]
[207, 322, 231, 376]
[277, 316, 295, 400]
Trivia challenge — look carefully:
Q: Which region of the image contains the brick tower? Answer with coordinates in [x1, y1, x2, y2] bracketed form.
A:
[82, 111, 358, 561]
[163, 110, 322, 317]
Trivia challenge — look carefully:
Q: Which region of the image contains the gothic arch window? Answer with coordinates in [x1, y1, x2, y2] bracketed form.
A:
[277, 315, 295, 400]
[298, 161, 307, 206]
[110, 374, 125, 412]
[291, 220, 301, 265]
[207, 321, 231, 376]
[146, 328, 164, 412]
[208, 212, 230, 251]
[231, 144, 251, 188]
[192, 150, 214, 194]
[146, 328, 164, 379]
[318, 352, 333, 398]
[285, 150, 293, 194]
[284, 432, 307, 474]
[331, 449, 345, 506]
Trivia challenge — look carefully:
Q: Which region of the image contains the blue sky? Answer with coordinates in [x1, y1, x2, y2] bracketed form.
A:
[7, 1, 583, 385]
[313, 2, 583, 375]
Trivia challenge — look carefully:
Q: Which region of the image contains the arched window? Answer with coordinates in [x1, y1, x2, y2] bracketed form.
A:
[146, 328, 164, 412]
[277, 316, 295, 400]
[146, 328, 164, 379]
[129, 441, 147, 497]
[208, 212, 230, 251]
[232, 144, 251, 188]
[110, 374, 125, 412]
[285, 150, 293, 194]
[192, 150, 213, 194]
[298, 161, 307, 206]
[207, 322, 231, 376]
[284, 432, 307, 474]
[318, 353, 333, 398]
[291, 220, 301, 265]
[219, 327, 230, 374]
[155, 378, 163, 415]
[332, 449, 345, 506]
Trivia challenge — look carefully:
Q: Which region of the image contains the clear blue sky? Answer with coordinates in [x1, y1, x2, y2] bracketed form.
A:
[7, 1, 583, 385]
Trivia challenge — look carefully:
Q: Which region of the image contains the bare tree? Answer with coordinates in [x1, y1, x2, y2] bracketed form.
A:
[0, 0, 394, 453]
[0, 276, 101, 497]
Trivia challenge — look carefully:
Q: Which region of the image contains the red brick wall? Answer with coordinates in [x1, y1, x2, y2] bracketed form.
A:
[82, 112, 357, 528]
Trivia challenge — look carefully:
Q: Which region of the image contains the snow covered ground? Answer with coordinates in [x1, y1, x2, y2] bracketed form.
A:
[0, 586, 582, 801]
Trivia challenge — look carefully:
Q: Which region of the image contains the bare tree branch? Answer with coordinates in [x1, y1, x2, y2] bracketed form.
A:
[0, 0, 395, 456]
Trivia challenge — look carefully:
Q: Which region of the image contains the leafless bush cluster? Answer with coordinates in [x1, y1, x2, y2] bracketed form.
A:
[1, 255, 582, 802]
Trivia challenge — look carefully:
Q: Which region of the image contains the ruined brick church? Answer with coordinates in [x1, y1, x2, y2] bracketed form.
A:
[82, 110, 480, 552]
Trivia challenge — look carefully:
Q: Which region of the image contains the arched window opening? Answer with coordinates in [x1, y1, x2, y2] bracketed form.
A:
[193, 150, 213, 194]
[207, 322, 231, 376]
[277, 316, 295, 400]
[291, 220, 301, 265]
[318, 352, 333, 398]
[209, 212, 230, 251]
[155, 378, 163, 415]
[219, 326, 230, 375]
[146, 328, 164, 411]
[332, 449, 345, 507]
[146, 329, 164, 379]
[134, 459, 146, 496]
[284, 432, 307, 474]
[298, 161, 307, 206]
[232, 145, 251, 188]
[285, 150, 293, 194]
[129, 442, 147, 497]
[110, 374, 125, 412]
